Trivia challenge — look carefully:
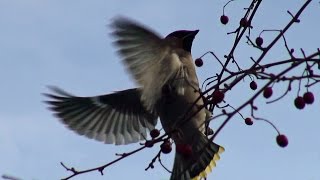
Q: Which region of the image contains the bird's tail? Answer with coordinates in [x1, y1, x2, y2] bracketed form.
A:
[170, 132, 224, 180]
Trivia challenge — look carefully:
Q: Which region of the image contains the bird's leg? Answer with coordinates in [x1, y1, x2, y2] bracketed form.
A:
[205, 127, 214, 136]
[205, 110, 214, 136]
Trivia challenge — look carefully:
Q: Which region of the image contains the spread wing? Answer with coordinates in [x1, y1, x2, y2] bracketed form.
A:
[44, 87, 158, 145]
[111, 17, 186, 111]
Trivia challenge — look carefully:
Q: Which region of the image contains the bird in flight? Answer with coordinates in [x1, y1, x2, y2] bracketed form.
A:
[44, 17, 224, 180]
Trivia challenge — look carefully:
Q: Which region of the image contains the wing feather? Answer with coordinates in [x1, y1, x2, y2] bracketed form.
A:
[45, 87, 158, 145]
[111, 17, 186, 111]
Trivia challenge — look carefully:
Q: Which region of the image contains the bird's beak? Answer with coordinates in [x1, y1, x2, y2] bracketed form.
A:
[189, 30, 199, 37]
[192, 30, 199, 35]
[183, 30, 199, 40]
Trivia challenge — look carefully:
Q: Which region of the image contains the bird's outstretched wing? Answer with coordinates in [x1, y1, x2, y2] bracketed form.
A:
[44, 87, 158, 145]
[111, 17, 186, 111]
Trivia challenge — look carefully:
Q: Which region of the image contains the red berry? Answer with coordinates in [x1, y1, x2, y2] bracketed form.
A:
[212, 90, 224, 104]
[303, 92, 314, 104]
[220, 15, 229, 25]
[263, 87, 273, 98]
[176, 144, 193, 157]
[176, 144, 183, 152]
[195, 58, 203, 67]
[245, 117, 253, 126]
[294, 96, 305, 109]
[276, 134, 288, 148]
[150, 129, 160, 138]
[255, 37, 263, 47]
[182, 145, 193, 157]
[250, 81, 257, 90]
[161, 141, 172, 154]
[240, 18, 249, 27]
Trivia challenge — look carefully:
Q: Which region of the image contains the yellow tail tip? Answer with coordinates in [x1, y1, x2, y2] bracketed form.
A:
[191, 146, 225, 180]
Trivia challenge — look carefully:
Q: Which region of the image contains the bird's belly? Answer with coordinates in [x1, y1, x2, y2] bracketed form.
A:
[157, 96, 206, 144]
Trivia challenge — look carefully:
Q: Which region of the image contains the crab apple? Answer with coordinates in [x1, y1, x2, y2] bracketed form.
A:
[255, 37, 263, 47]
[212, 90, 224, 104]
[240, 18, 249, 27]
[161, 141, 172, 154]
[176, 144, 184, 154]
[195, 58, 203, 67]
[303, 92, 314, 104]
[176, 144, 193, 157]
[150, 129, 160, 138]
[250, 81, 257, 90]
[220, 15, 229, 25]
[182, 145, 192, 157]
[263, 87, 273, 99]
[245, 118, 253, 126]
[276, 134, 288, 148]
[294, 96, 305, 109]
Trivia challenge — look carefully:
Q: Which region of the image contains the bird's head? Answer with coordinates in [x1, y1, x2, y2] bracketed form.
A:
[165, 30, 199, 53]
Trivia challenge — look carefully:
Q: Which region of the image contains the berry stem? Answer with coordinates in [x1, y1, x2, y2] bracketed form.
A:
[223, 0, 235, 15]
[254, 117, 281, 135]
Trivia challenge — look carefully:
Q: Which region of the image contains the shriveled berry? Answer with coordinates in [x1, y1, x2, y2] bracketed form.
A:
[145, 140, 154, 148]
[220, 15, 229, 25]
[240, 18, 249, 27]
[250, 81, 257, 90]
[308, 69, 314, 76]
[206, 127, 214, 135]
[245, 117, 253, 126]
[294, 96, 305, 109]
[276, 134, 288, 148]
[263, 87, 273, 98]
[161, 141, 172, 154]
[255, 37, 263, 47]
[150, 129, 160, 138]
[269, 73, 276, 79]
[212, 90, 224, 104]
[195, 58, 203, 67]
[303, 92, 314, 104]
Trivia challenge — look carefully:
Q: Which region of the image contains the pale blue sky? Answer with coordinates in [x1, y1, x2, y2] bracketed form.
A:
[1, 1, 320, 180]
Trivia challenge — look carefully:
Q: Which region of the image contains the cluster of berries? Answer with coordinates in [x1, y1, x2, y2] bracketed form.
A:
[148, 129, 193, 157]
[220, 15, 250, 27]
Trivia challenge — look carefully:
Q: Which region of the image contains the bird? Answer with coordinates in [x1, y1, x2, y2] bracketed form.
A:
[44, 17, 224, 180]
